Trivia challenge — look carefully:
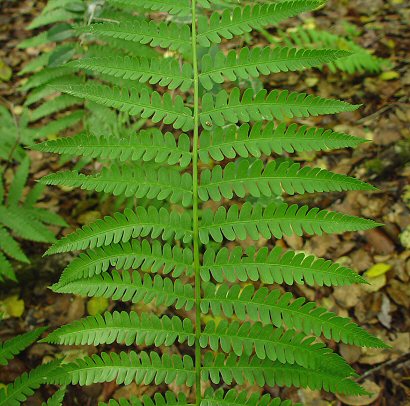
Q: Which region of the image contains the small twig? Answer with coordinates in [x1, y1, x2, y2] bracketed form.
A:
[357, 352, 410, 382]
[0, 96, 22, 172]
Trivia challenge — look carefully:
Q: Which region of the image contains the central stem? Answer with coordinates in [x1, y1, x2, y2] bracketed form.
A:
[191, 0, 201, 404]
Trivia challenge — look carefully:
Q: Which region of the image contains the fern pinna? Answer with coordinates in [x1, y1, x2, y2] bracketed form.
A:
[0, 315, 64, 406]
[35, 0, 387, 404]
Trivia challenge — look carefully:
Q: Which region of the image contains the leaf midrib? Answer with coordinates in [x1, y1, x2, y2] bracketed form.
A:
[200, 49, 334, 77]
[199, 169, 368, 192]
[204, 292, 366, 338]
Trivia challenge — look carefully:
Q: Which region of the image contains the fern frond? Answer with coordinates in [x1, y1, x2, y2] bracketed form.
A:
[197, 1, 325, 47]
[0, 252, 15, 282]
[0, 327, 47, 366]
[0, 206, 56, 243]
[29, 95, 82, 122]
[280, 27, 389, 74]
[49, 351, 195, 386]
[20, 66, 75, 91]
[199, 202, 380, 244]
[0, 228, 29, 264]
[202, 283, 387, 348]
[32, 111, 85, 139]
[0, 360, 60, 406]
[80, 20, 191, 52]
[74, 56, 193, 92]
[24, 207, 68, 227]
[199, 123, 367, 162]
[8, 157, 29, 206]
[58, 239, 193, 284]
[43, 0, 78, 13]
[46, 207, 192, 255]
[52, 271, 195, 310]
[42, 387, 66, 406]
[34, 130, 192, 167]
[28, 8, 79, 30]
[108, 0, 191, 17]
[199, 158, 374, 201]
[53, 82, 194, 131]
[43, 311, 194, 346]
[89, 39, 160, 60]
[40, 164, 193, 206]
[201, 246, 367, 286]
[201, 88, 359, 129]
[201, 320, 354, 376]
[20, 53, 50, 75]
[202, 353, 367, 395]
[200, 47, 350, 90]
[202, 387, 302, 406]
[99, 392, 192, 406]
[24, 76, 83, 106]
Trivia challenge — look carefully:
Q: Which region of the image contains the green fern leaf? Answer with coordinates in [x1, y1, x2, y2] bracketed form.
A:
[202, 388, 302, 406]
[0, 360, 61, 406]
[202, 283, 387, 348]
[0, 327, 47, 366]
[88, 40, 160, 60]
[43, 0, 78, 13]
[43, 311, 194, 346]
[201, 88, 359, 129]
[80, 20, 191, 52]
[197, 1, 325, 47]
[8, 157, 30, 206]
[53, 82, 194, 131]
[40, 164, 193, 206]
[32, 111, 84, 139]
[199, 123, 367, 162]
[49, 351, 195, 386]
[0, 252, 15, 282]
[280, 27, 389, 74]
[41, 387, 66, 406]
[46, 207, 192, 255]
[29, 95, 82, 123]
[200, 47, 350, 90]
[20, 66, 75, 91]
[199, 202, 380, 244]
[199, 158, 374, 201]
[52, 271, 195, 311]
[0, 227, 29, 263]
[108, 0, 191, 17]
[19, 53, 50, 75]
[0, 206, 56, 243]
[58, 239, 193, 284]
[201, 246, 366, 286]
[202, 353, 367, 395]
[74, 56, 193, 92]
[24, 75, 83, 107]
[99, 392, 192, 406]
[34, 130, 192, 167]
[28, 8, 79, 30]
[200, 320, 355, 376]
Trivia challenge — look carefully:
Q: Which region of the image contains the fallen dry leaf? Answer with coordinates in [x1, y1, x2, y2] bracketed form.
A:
[336, 380, 381, 405]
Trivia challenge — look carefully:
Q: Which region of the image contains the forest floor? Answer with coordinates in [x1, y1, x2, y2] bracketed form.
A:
[0, 0, 409, 405]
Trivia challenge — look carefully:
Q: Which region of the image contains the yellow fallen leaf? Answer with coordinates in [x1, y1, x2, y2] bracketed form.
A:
[77, 211, 102, 225]
[0, 60, 12, 82]
[379, 71, 399, 81]
[1, 295, 25, 318]
[366, 263, 392, 278]
[87, 297, 109, 316]
[305, 77, 319, 87]
[364, 274, 387, 293]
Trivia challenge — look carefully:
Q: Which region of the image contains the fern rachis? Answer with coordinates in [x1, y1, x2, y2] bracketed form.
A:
[35, 0, 388, 404]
